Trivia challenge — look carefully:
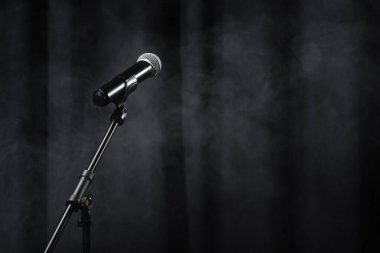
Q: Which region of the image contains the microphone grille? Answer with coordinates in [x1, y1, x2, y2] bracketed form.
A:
[137, 53, 162, 76]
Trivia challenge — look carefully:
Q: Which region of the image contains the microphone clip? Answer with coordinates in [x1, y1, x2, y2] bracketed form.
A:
[110, 105, 128, 125]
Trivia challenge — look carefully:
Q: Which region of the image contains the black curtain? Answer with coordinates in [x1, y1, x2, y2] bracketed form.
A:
[0, 0, 379, 252]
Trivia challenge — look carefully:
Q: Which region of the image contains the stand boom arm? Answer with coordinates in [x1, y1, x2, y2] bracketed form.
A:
[44, 106, 127, 253]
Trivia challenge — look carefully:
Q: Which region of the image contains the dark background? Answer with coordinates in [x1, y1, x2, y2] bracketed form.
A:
[0, 0, 379, 252]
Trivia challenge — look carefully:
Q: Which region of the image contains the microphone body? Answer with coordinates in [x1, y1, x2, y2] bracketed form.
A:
[93, 53, 161, 106]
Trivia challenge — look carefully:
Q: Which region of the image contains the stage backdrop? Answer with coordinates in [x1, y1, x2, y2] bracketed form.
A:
[0, 0, 379, 252]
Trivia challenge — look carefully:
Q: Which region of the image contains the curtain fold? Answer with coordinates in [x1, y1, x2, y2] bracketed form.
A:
[0, 0, 379, 252]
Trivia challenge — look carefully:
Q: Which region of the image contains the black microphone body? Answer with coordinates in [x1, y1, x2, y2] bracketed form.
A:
[93, 53, 161, 106]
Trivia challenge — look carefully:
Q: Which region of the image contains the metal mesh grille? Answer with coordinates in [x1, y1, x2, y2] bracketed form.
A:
[137, 53, 162, 76]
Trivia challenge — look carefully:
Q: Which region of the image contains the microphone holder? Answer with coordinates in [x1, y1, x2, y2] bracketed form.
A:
[44, 105, 128, 253]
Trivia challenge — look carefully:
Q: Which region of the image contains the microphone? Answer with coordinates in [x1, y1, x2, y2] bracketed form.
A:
[93, 53, 162, 106]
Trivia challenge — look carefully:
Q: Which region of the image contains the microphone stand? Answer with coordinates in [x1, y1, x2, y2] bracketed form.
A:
[44, 105, 128, 253]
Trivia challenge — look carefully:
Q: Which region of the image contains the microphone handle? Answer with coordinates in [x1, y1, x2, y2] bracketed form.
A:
[93, 61, 152, 106]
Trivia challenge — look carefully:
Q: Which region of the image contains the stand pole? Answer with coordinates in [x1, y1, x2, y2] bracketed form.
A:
[44, 105, 127, 253]
[81, 207, 91, 253]
[78, 196, 92, 253]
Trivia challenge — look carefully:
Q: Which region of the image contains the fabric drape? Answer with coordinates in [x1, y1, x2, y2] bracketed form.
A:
[0, 0, 379, 252]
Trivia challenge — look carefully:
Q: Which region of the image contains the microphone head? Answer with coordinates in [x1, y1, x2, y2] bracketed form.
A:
[137, 53, 162, 77]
